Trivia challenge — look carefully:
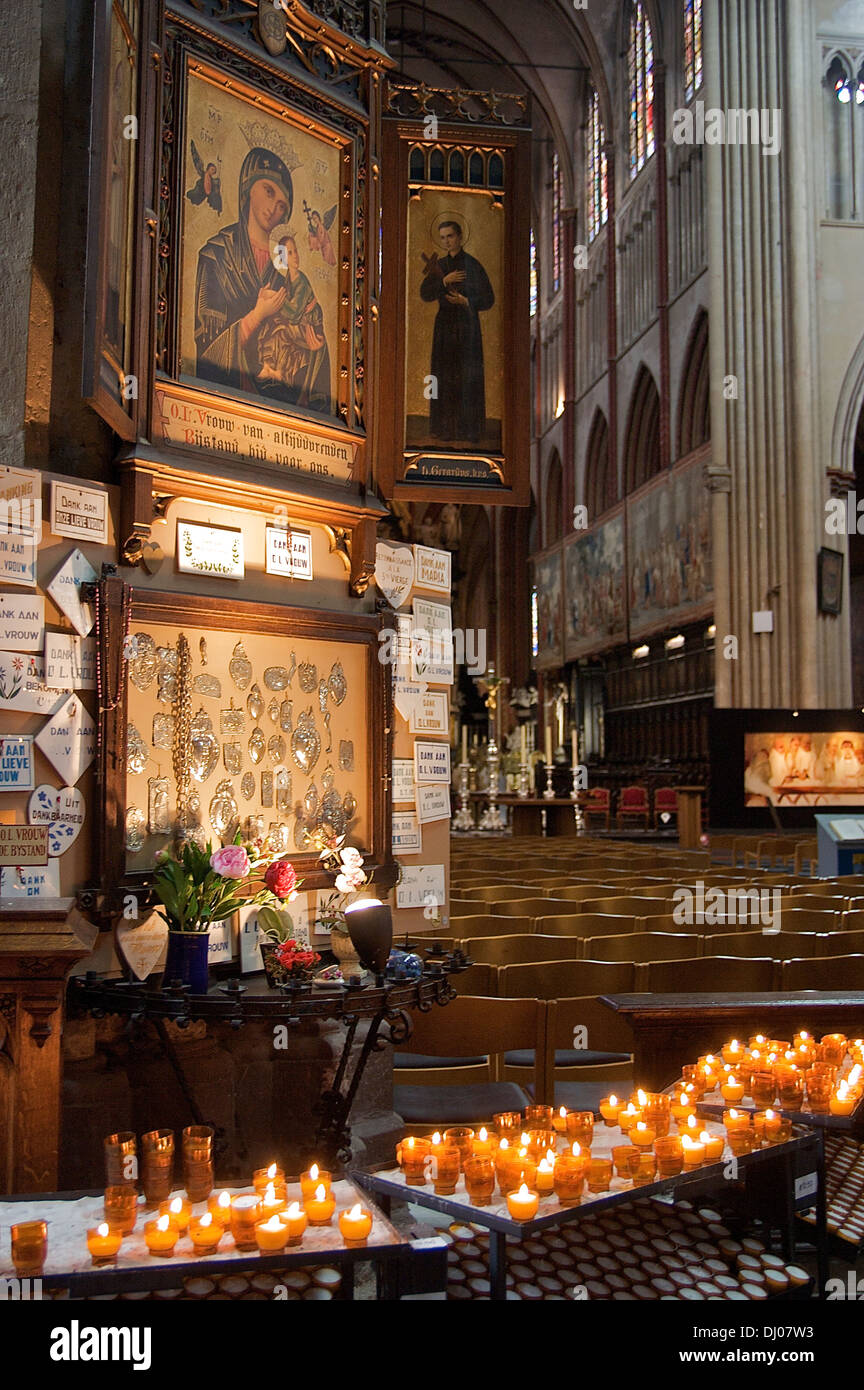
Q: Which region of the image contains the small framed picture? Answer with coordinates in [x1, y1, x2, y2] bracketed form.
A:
[818, 546, 844, 615]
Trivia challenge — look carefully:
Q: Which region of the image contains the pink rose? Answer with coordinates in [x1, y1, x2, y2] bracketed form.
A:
[210, 846, 250, 879]
[335, 868, 366, 894]
[339, 847, 364, 870]
[265, 859, 298, 899]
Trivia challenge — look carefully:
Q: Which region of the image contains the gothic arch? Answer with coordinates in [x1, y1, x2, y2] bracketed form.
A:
[584, 409, 613, 519]
[832, 329, 864, 474]
[677, 309, 711, 457]
[623, 365, 661, 494]
[544, 450, 565, 545]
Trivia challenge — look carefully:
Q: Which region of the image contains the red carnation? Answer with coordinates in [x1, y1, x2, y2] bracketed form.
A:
[265, 859, 297, 899]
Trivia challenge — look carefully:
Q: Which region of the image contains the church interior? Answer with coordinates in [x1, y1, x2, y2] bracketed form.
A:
[1, 0, 864, 1336]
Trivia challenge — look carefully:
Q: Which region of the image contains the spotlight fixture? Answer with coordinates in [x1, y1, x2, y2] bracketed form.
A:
[706, 624, 716, 639]
[633, 644, 650, 660]
[665, 634, 685, 651]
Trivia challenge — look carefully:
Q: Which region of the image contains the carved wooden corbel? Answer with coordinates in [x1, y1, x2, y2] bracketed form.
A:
[20, 993, 60, 1049]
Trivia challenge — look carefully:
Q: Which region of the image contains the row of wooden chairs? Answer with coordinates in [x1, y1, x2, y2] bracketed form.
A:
[447, 902, 864, 934]
[394, 994, 633, 1127]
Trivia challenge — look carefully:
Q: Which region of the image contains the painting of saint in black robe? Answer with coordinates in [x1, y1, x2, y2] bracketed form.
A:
[419, 220, 495, 446]
[193, 146, 332, 415]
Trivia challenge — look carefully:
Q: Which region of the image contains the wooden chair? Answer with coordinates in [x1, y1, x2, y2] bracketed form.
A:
[393, 995, 548, 1129]
[793, 839, 819, 876]
[449, 898, 495, 917]
[784, 893, 848, 913]
[780, 955, 864, 990]
[617, 786, 650, 829]
[817, 930, 864, 955]
[581, 931, 703, 963]
[580, 896, 671, 918]
[654, 787, 678, 829]
[646, 955, 776, 991]
[708, 834, 737, 864]
[534, 913, 638, 938]
[541, 997, 635, 1106]
[702, 931, 824, 959]
[540, 884, 622, 902]
[582, 787, 611, 830]
[773, 907, 843, 933]
[460, 934, 584, 967]
[498, 959, 637, 999]
[460, 884, 540, 903]
[489, 897, 581, 921]
[431, 915, 527, 939]
[790, 880, 850, 898]
[743, 838, 799, 871]
[448, 962, 498, 996]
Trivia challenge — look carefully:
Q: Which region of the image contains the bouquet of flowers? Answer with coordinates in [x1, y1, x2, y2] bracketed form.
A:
[311, 834, 372, 934]
[152, 833, 300, 934]
[273, 939, 321, 982]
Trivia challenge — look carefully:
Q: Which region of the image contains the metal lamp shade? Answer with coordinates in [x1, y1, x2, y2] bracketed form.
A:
[344, 898, 393, 975]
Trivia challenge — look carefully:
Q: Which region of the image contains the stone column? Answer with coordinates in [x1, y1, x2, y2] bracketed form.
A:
[705, 0, 851, 707]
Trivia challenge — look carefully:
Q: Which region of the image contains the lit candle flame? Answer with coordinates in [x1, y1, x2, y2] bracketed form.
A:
[478, 1128, 488, 1142]
[516, 1183, 532, 1200]
[169, 1197, 182, 1215]
[263, 1215, 282, 1232]
[699, 1131, 712, 1144]
[264, 1182, 277, 1202]
[218, 1190, 230, 1209]
[637, 1089, 647, 1106]
[545, 1149, 555, 1164]
[558, 1106, 567, 1118]
[200, 1213, 212, 1228]
[286, 1202, 302, 1218]
[309, 1163, 319, 1181]
[499, 1138, 509, 1151]
[520, 1132, 531, 1146]
[267, 1162, 277, 1179]
[608, 1094, 618, 1107]
[97, 1222, 109, 1238]
[157, 1215, 170, 1232]
[348, 1204, 364, 1221]
[538, 1158, 553, 1173]
[314, 1184, 327, 1202]
[432, 1132, 442, 1145]
[571, 1142, 581, 1157]
[407, 1137, 415, 1150]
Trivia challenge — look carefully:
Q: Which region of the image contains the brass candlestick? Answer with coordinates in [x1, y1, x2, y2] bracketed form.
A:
[452, 761, 476, 832]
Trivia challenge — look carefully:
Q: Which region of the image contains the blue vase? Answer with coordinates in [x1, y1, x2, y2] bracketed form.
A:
[164, 931, 210, 994]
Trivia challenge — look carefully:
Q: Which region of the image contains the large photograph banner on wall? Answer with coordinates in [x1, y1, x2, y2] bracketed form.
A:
[379, 97, 531, 506]
[563, 510, 626, 661]
[626, 457, 712, 641]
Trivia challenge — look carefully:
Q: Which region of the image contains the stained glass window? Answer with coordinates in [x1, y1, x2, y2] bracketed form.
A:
[684, 0, 704, 103]
[586, 90, 609, 243]
[552, 151, 562, 295]
[629, 1, 655, 177]
[530, 228, 538, 318]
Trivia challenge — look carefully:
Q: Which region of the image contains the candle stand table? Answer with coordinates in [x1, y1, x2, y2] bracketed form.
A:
[69, 955, 469, 1172]
[353, 1118, 827, 1300]
[0, 1181, 444, 1300]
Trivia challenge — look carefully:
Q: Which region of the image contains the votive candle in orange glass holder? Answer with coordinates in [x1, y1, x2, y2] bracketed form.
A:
[464, 1156, 496, 1205]
[430, 1143, 461, 1196]
[159, 1196, 191, 1234]
[104, 1131, 138, 1189]
[681, 1135, 706, 1169]
[524, 1104, 553, 1130]
[627, 1150, 657, 1186]
[671, 1091, 696, 1124]
[280, 1202, 308, 1246]
[471, 1127, 496, 1158]
[104, 1185, 138, 1236]
[681, 1064, 706, 1098]
[654, 1135, 684, 1177]
[255, 1214, 291, 1253]
[397, 1136, 431, 1181]
[805, 1072, 833, 1114]
[253, 1163, 286, 1194]
[565, 1111, 594, 1148]
[444, 1127, 475, 1170]
[534, 1154, 556, 1195]
[630, 1121, 656, 1151]
[498, 1148, 537, 1197]
[618, 1103, 642, 1134]
[230, 1194, 262, 1250]
[612, 1144, 638, 1177]
[679, 1114, 702, 1145]
[507, 1183, 540, 1222]
[720, 1074, 746, 1104]
[723, 1107, 751, 1133]
[181, 1125, 214, 1204]
[587, 1157, 613, 1193]
[208, 1190, 233, 1229]
[830, 1082, 856, 1117]
[259, 1181, 287, 1219]
[722, 1038, 744, 1067]
[300, 1165, 331, 1201]
[339, 1204, 373, 1248]
[700, 1130, 725, 1162]
[189, 1212, 223, 1255]
[552, 1151, 587, 1206]
[140, 1129, 174, 1207]
[820, 1034, 848, 1066]
[493, 1111, 522, 1138]
[144, 1214, 178, 1257]
[777, 1070, 805, 1112]
[726, 1126, 755, 1157]
[10, 1221, 47, 1278]
[305, 1183, 336, 1225]
[86, 1222, 122, 1265]
[750, 1071, 776, 1107]
[599, 1094, 622, 1127]
[642, 1094, 671, 1138]
[525, 1128, 555, 1160]
[765, 1114, 792, 1145]
[753, 1109, 782, 1144]
[552, 1105, 570, 1134]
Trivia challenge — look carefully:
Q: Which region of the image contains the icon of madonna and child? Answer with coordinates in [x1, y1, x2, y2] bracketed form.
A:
[192, 147, 334, 416]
